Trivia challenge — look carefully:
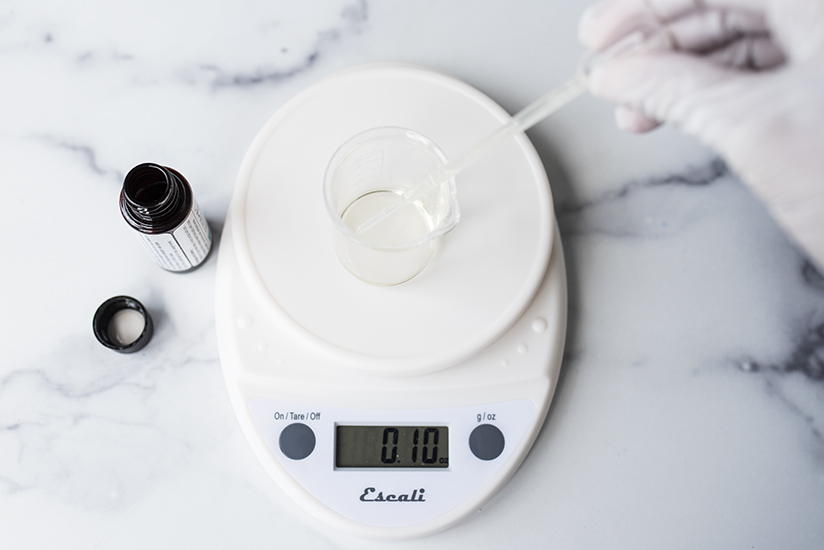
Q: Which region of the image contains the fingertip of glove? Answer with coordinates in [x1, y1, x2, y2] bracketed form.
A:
[586, 63, 611, 97]
[578, 0, 613, 49]
[579, 0, 658, 50]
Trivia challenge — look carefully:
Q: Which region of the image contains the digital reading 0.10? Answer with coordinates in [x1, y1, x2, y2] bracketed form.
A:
[335, 426, 449, 468]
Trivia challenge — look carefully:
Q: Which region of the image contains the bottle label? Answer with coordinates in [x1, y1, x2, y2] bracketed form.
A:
[134, 199, 212, 271]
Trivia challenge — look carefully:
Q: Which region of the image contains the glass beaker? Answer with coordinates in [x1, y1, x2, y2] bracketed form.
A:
[323, 127, 460, 286]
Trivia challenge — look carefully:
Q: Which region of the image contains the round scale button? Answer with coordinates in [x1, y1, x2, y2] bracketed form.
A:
[469, 424, 505, 461]
[279, 423, 316, 460]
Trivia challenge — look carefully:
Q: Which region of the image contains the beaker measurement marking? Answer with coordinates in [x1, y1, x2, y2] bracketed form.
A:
[351, 150, 384, 180]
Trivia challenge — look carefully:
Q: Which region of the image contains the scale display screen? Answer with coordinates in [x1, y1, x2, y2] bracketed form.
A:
[336, 425, 448, 468]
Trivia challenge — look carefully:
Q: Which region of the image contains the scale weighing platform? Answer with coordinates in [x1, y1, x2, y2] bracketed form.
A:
[215, 64, 566, 539]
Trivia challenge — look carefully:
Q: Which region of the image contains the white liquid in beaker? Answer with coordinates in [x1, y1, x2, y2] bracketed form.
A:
[343, 190, 434, 244]
[338, 190, 436, 285]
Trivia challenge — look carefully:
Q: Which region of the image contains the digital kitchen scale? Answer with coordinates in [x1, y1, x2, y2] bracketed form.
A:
[215, 64, 566, 539]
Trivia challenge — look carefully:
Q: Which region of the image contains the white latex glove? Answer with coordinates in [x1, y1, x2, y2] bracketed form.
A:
[579, 0, 824, 270]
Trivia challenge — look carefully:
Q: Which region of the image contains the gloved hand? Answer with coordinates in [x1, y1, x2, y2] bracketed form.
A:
[579, 0, 824, 270]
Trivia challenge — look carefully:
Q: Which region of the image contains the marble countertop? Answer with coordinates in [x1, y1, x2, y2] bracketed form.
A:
[3, 0, 823, 548]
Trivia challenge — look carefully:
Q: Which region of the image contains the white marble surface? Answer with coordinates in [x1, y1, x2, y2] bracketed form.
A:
[2, 0, 824, 548]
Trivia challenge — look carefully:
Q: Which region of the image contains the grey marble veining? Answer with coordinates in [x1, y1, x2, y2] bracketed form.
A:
[200, 1, 368, 89]
[559, 157, 824, 475]
[1, 0, 823, 548]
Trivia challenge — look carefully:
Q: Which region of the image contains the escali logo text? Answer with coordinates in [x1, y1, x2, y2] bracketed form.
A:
[359, 487, 426, 503]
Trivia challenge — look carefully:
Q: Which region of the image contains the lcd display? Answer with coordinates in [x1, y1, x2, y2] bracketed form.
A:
[336, 426, 448, 468]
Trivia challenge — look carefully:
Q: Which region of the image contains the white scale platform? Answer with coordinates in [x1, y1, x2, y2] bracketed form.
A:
[215, 63, 567, 539]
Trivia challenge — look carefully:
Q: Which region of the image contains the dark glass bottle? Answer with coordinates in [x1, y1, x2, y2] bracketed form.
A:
[120, 163, 212, 272]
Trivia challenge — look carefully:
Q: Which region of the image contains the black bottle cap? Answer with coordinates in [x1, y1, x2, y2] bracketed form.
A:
[93, 296, 154, 353]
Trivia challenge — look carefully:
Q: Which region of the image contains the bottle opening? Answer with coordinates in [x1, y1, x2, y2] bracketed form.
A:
[124, 164, 172, 207]
[120, 163, 195, 235]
